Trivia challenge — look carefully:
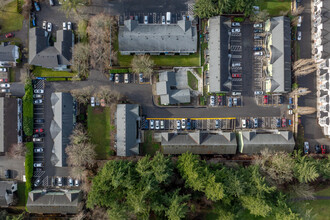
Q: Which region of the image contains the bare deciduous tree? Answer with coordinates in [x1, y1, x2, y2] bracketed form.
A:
[87, 14, 117, 72]
[288, 183, 315, 200]
[66, 142, 96, 167]
[290, 87, 311, 97]
[71, 86, 93, 104]
[71, 43, 89, 80]
[292, 6, 304, 16]
[131, 55, 155, 78]
[293, 59, 317, 77]
[70, 123, 89, 145]
[70, 166, 88, 180]
[7, 143, 26, 159]
[297, 107, 316, 115]
[96, 86, 122, 104]
[250, 10, 269, 22]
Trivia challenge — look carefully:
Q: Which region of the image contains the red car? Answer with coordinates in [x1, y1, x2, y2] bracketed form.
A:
[232, 73, 241, 78]
[263, 95, 268, 104]
[282, 118, 286, 127]
[34, 128, 44, 133]
[321, 145, 327, 154]
[5, 33, 13, 38]
[0, 79, 8, 82]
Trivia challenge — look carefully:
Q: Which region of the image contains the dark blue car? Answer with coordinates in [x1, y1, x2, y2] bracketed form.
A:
[109, 73, 114, 81]
[276, 118, 281, 128]
[34, 2, 40, 11]
[289, 97, 293, 104]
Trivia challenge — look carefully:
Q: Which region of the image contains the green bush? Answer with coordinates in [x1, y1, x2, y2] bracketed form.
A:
[23, 80, 33, 136]
[25, 142, 33, 200]
[46, 77, 69, 81]
[109, 69, 129, 74]
[233, 17, 245, 22]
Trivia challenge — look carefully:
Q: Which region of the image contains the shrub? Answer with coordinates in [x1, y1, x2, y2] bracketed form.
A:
[25, 142, 33, 199]
[23, 80, 33, 136]
[109, 69, 129, 74]
[46, 77, 69, 81]
[233, 17, 245, 22]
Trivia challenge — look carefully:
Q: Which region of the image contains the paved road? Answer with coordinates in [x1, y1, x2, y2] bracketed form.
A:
[297, 0, 330, 145]
[0, 156, 25, 181]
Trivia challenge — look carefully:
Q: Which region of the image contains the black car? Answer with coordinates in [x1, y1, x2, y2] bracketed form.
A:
[33, 133, 45, 138]
[276, 119, 281, 128]
[254, 29, 263, 33]
[5, 169, 10, 179]
[109, 73, 115, 81]
[315, 145, 322, 154]
[34, 119, 45, 123]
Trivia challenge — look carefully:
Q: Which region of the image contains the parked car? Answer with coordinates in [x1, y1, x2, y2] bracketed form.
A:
[32, 15, 36, 27]
[297, 16, 302, 27]
[63, 22, 67, 30]
[181, 119, 186, 129]
[33, 137, 43, 142]
[34, 89, 44, 94]
[160, 120, 164, 129]
[33, 163, 43, 167]
[289, 97, 293, 104]
[75, 179, 79, 186]
[150, 120, 154, 129]
[5, 170, 10, 179]
[67, 22, 72, 30]
[176, 120, 181, 130]
[254, 91, 263, 95]
[5, 33, 13, 38]
[254, 35, 263, 40]
[49, 0, 54, 6]
[304, 142, 309, 154]
[33, 133, 44, 138]
[34, 148, 43, 153]
[155, 120, 160, 130]
[115, 74, 120, 83]
[254, 51, 263, 56]
[288, 109, 293, 115]
[288, 119, 292, 126]
[263, 95, 268, 104]
[57, 177, 62, 186]
[215, 120, 219, 129]
[34, 119, 45, 123]
[47, 22, 52, 32]
[0, 79, 8, 82]
[34, 128, 44, 133]
[228, 97, 233, 107]
[34, 178, 41, 187]
[139, 73, 143, 83]
[124, 73, 129, 83]
[162, 16, 166, 24]
[254, 23, 263, 28]
[297, 31, 302, 41]
[218, 96, 223, 105]
[321, 145, 327, 154]
[0, 83, 10, 88]
[232, 73, 241, 78]
[186, 119, 191, 130]
[232, 22, 240, 27]
[231, 28, 240, 33]
[254, 118, 258, 128]
[276, 118, 281, 128]
[210, 96, 215, 106]
[42, 21, 47, 29]
[253, 47, 263, 51]
[144, 16, 148, 24]
[232, 62, 241, 67]
[281, 118, 286, 127]
[254, 29, 263, 33]
[91, 97, 95, 107]
[315, 145, 321, 154]
[33, 94, 43, 98]
[242, 119, 246, 128]
[34, 1, 40, 11]
[33, 99, 43, 104]
[0, 68, 7, 72]
[233, 97, 237, 106]
[68, 177, 73, 186]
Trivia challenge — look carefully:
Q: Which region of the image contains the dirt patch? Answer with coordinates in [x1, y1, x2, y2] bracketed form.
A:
[91, 106, 104, 114]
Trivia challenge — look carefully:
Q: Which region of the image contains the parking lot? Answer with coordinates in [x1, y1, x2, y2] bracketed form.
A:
[119, 11, 189, 25]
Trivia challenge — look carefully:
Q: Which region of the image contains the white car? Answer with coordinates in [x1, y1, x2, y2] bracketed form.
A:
[144, 16, 148, 24]
[231, 28, 240, 33]
[0, 83, 10, 88]
[155, 120, 160, 130]
[254, 51, 263, 56]
[253, 23, 263, 28]
[75, 179, 79, 186]
[57, 177, 62, 186]
[33, 137, 43, 142]
[242, 119, 246, 128]
[150, 120, 154, 129]
[91, 97, 95, 107]
[297, 31, 302, 41]
[0, 68, 7, 72]
[68, 177, 73, 186]
[176, 120, 181, 130]
[254, 91, 263, 95]
[63, 22, 67, 30]
[232, 22, 240, 27]
[42, 21, 47, 30]
[160, 120, 164, 129]
[297, 16, 302, 27]
[1, 89, 10, 93]
[210, 96, 215, 106]
[34, 148, 43, 153]
[47, 22, 52, 32]
[181, 119, 186, 129]
[162, 16, 165, 24]
[34, 163, 43, 167]
[67, 22, 72, 30]
[34, 89, 44, 94]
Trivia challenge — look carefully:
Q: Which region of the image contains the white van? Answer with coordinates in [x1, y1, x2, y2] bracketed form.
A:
[124, 73, 129, 83]
[166, 12, 171, 24]
[144, 16, 148, 24]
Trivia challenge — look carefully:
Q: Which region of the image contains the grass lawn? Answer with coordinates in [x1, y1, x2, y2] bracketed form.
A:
[0, 0, 23, 34]
[315, 186, 330, 196]
[141, 131, 160, 156]
[87, 106, 112, 159]
[196, 68, 202, 77]
[10, 68, 15, 82]
[32, 66, 77, 78]
[187, 71, 198, 90]
[257, 0, 291, 16]
[16, 182, 26, 207]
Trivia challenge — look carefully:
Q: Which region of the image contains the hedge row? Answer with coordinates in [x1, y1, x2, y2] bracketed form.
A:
[109, 69, 129, 74]
[25, 142, 33, 200]
[22, 80, 33, 136]
[46, 77, 69, 81]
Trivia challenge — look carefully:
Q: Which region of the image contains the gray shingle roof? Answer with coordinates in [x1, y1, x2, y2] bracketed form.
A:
[0, 43, 19, 62]
[50, 93, 74, 167]
[238, 130, 295, 154]
[208, 16, 231, 93]
[118, 20, 197, 54]
[29, 28, 74, 69]
[269, 16, 292, 93]
[156, 71, 191, 105]
[26, 190, 82, 214]
[116, 104, 140, 156]
[0, 181, 16, 207]
[161, 131, 237, 154]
